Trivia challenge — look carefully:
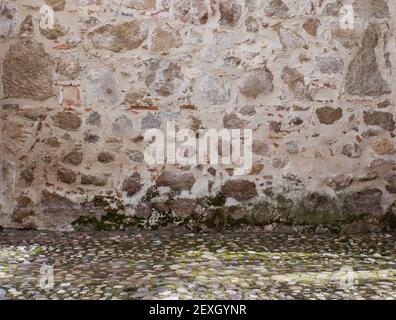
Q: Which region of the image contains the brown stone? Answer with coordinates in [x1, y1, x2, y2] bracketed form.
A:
[264, 0, 290, 19]
[45, 0, 65, 10]
[98, 151, 115, 163]
[19, 15, 34, 37]
[53, 111, 82, 131]
[156, 171, 195, 190]
[303, 18, 320, 37]
[371, 139, 395, 155]
[223, 113, 248, 129]
[364, 111, 395, 131]
[81, 174, 108, 187]
[20, 168, 34, 184]
[219, 1, 241, 27]
[122, 173, 142, 196]
[170, 199, 197, 218]
[239, 68, 274, 99]
[57, 167, 77, 184]
[12, 195, 35, 223]
[89, 21, 147, 52]
[316, 107, 343, 125]
[151, 24, 181, 51]
[281, 67, 309, 100]
[63, 149, 83, 166]
[2, 40, 54, 100]
[41, 190, 81, 224]
[220, 180, 257, 201]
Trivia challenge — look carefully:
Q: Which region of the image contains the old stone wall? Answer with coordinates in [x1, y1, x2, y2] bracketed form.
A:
[0, 0, 395, 232]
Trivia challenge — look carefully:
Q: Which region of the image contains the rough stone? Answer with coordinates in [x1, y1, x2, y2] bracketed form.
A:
[342, 143, 361, 158]
[325, 173, 353, 191]
[89, 21, 147, 52]
[81, 174, 108, 187]
[371, 139, 395, 155]
[303, 18, 320, 37]
[63, 149, 83, 166]
[112, 116, 133, 135]
[143, 59, 184, 97]
[2, 40, 54, 100]
[316, 56, 344, 74]
[264, 0, 290, 19]
[385, 173, 396, 194]
[53, 112, 82, 131]
[364, 111, 395, 131]
[316, 107, 343, 125]
[281, 67, 309, 100]
[219, 1, 241, 27]
[122, 173, 142, 197]
[170, 199, 196, 218]
[345, 24, 390, 96]
[98, 151, 115, 163]
[199, 74, 230, 105]
[344, 188, 383, 215]
[57, 167, 77, 184]
[220, 180, 257, 201]
[156, 171, 195, 191]
[239, 68, 274, 99]
[45, 0, 66, 10]
[151, 24, 181, 51]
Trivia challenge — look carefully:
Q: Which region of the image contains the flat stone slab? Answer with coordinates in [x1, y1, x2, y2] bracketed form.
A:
[0, 230, 395, 300]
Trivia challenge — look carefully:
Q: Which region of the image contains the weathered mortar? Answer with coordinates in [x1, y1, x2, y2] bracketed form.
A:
[0, 0, 395, 233]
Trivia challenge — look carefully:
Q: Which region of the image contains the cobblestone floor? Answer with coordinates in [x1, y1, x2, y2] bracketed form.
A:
[0, 230, 395, 300]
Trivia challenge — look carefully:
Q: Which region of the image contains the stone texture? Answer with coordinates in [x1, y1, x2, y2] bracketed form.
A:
[239, 68, 274, 99]
[199, 74, 230, 105]
[112, 116, 133, 135]
[220, 180, 257, 201]
[63, 149, 83, 166]
[156, 171, 195, 191]
[172, 0, 212, 25]
[53, 112, 82, 131]
[57, 167, 77, 184]
[98, 151, 115, 163]
[219, 1, 241, 27]
[89, 21, 147, 52]
[345, 24, 390, 96]
[151, 24, 181, 51]
[170, 199, 197, 218]
[344, 188, 383, 216]
[2, 40, 54, 100]
[45, 0, 66, 11]
[371, 139, 395, 155]
[281, 67, 309, 100]
[303, 18, 320, 37]
[122, 173, 142, 197]
[0, 2, 16, 39]
[316, 107, 343, 125]
[143, 59, 184, 97]
[81, 174, 107, 187]
[363, 111, 395, 132]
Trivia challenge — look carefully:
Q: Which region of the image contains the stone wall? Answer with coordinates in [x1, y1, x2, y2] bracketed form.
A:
[0, 0, 395, 232]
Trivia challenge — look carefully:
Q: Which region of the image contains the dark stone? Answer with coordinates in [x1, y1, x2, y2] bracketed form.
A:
[63, 149, 83, 166]
[81, 174, 108, 187]
[122, 173, 142, 196]
[57, 167, 77, 184]
[98, 151, 115, 163]
[156, 170, 195, 190]
[220, 180, 257, 201]
[170, 199, 197, 218]
[363, 111, 395, 131]
[344, 188, 383, 215]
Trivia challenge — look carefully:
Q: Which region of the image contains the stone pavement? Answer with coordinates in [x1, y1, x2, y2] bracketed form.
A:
[0, 230, 395, 300]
